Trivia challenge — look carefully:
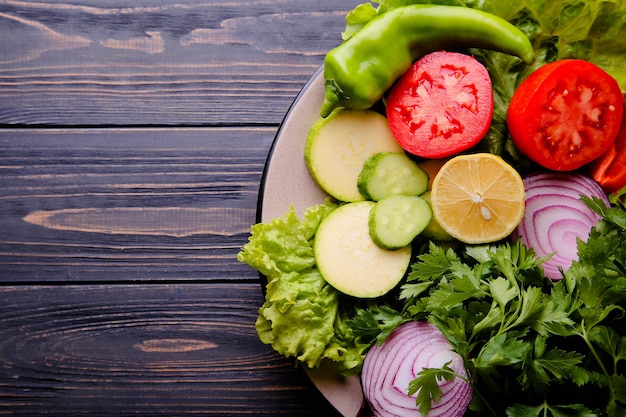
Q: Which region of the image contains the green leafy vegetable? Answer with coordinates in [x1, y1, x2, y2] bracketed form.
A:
[237, 200, 366, 374]
[347, 305, 409, 346]
[505, 403, 597, 417]
[407, 361, 460, 415]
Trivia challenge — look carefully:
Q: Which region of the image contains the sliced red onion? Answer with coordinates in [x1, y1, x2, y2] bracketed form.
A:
[514, 172, 609, 280]
[361, 321, 471, 417]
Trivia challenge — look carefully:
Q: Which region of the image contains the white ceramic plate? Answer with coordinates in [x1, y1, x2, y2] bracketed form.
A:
[257, 66, 366, 417]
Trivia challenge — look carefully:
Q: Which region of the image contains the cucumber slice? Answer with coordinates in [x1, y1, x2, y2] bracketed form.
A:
[314, 201, 411, 298]
[357, 152, 429, 201]
[369, 195, 432, 250]
[421, 191, 455, 242]
[305, 109, 403, 202]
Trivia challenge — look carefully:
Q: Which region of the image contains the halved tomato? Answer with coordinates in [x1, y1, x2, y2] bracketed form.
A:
[386, 51, 493, 159]
[507, 59, 624, 171]
[589, 102, 626, 194]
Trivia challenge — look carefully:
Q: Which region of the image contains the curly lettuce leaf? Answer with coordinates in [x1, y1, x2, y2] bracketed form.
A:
[469, 0, 626, 89]
[238, 201, 365, 374]
[237, 202, 334, 277]
[256, 268, 341, 368]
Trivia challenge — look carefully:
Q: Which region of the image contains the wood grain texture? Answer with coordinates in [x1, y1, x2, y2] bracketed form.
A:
[0, 0, 362, 126]
[0, 0, 363, 414]
[0, 283, 341, 416]
[0, 127, 269, 283]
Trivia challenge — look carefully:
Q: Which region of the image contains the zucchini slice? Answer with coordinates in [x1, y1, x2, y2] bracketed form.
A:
[305, 109, 403, 202]
[314, 201, 411, 298]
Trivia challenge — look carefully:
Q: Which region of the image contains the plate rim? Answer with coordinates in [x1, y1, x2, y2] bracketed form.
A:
[254, 65, 367, 417]
[255, 65, 324, 224]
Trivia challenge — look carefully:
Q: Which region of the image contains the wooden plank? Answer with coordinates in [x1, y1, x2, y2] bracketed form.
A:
[0, 127, 273, 283]
[0, 283, 343, 415]
[0, 0, 362, 126]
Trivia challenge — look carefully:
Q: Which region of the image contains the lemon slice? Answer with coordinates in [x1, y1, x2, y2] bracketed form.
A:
[430, 153, 525, 244]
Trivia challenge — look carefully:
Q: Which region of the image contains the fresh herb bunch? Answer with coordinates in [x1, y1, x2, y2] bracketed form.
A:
[349, 196, 626, 416]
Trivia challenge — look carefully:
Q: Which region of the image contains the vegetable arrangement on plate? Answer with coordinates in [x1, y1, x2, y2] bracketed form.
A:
[238, 1, 626, 416]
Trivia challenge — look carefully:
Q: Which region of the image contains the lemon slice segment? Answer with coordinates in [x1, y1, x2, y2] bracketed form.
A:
[430, 153, 525, 244]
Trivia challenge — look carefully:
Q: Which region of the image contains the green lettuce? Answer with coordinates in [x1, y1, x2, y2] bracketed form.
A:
[237, 200, 365, 374]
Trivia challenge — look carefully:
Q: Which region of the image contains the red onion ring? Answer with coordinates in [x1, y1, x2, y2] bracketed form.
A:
[361, 321, 471, 417]
[514, 172, 609, 280]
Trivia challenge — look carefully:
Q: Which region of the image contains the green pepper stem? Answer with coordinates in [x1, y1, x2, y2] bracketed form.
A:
[320, 79, 345, 118]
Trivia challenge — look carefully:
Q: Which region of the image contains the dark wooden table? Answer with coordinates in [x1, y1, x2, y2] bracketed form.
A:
[0, 1, 363, 415]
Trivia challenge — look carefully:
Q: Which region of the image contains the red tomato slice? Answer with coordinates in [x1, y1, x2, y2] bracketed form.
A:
[589, 102, 626, 194]
[386, 51, 493, 159]
[507, 59, 624, 171]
